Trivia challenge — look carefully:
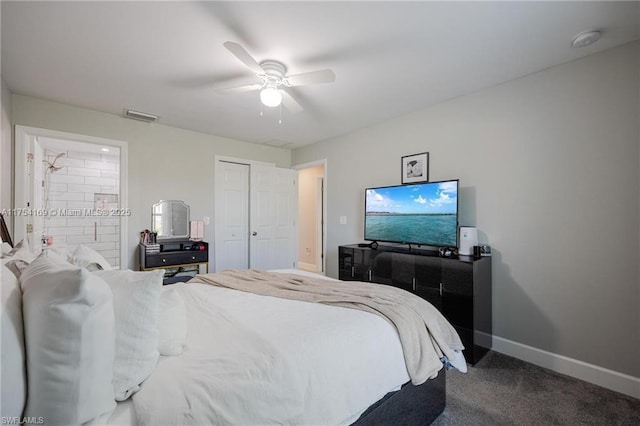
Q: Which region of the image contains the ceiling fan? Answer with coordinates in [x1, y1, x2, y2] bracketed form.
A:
[220, 41, 336, 114]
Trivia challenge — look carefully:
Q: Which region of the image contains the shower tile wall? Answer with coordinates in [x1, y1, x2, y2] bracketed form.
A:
[45, 148, 120, 268]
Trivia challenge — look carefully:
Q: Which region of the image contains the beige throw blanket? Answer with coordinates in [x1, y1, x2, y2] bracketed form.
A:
[189, 269, 464, 385]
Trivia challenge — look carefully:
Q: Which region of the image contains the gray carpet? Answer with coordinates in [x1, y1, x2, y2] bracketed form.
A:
[432, 351, 640, 425]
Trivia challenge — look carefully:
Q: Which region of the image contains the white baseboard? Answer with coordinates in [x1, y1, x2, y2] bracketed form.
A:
[297, 262, 318, 273]
[492, 336, 640, 399]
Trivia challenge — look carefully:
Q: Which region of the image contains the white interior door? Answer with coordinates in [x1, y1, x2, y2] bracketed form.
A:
[214, 161, 250, 271]
[214, 158, 297, 272]
[250, 165, 298, 270]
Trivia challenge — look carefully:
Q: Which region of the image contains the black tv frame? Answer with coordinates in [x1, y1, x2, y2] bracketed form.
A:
[364, 179, 460, 249]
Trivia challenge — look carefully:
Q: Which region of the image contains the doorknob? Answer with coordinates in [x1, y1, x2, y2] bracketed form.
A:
[252, 231, 258, 236]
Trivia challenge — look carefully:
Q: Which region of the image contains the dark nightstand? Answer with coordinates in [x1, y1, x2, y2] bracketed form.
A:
[139, 240, 209, 284]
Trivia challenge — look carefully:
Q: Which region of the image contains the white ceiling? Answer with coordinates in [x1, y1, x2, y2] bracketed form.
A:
[2, 1, 638, 149]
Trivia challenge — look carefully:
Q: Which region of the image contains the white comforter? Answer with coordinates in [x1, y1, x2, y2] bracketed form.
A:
[131, 279, 412, 425]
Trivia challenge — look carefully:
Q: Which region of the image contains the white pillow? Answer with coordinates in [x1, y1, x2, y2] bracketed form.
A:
[47, 245, 75, 263]
[4, 258, 30, 278]
[0, 242, 53, 417]
[1, 238, 38, 261]
[157, 285, 188, 356]
[1, 262, 27, 418]
[93, 269, 164, 400]
[73, 244, 113, 270]
[1, 241, 12, 255]
[20, 252, 116, 424]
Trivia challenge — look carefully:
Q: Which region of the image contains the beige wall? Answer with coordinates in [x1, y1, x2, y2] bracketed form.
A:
[297, 165, 324, 269]
[9, 95, 291, 269]
[293, 42, 640, 379]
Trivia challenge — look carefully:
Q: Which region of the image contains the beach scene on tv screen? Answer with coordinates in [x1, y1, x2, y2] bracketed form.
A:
[365, 181, 458, 246]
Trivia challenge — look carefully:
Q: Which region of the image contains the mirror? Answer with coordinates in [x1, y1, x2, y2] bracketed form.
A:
[152, 200, 190, 240]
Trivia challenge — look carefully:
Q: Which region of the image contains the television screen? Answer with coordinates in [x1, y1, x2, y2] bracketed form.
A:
[365, 179, 459, 247]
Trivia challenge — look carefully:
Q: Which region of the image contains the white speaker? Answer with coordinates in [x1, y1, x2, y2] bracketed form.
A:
[458, 226, 478, 256]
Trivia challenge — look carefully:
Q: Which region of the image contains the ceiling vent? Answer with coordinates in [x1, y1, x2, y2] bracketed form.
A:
[123, 109, 158, 123]
[264, 139, 293, 148]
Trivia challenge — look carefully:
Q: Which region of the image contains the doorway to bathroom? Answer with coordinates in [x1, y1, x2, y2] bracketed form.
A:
[14, 126, 128, 267]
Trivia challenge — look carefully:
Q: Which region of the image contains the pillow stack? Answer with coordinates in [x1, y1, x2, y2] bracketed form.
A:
[93, 269, 164, 400]
[1, 242, 181, 423]
[1, 240, 36, 419]
[157, 285, 188, 356]
[20, 252, 117, 424]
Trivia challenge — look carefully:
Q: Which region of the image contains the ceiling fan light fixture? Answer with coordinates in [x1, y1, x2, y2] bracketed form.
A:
[222, 41, 334, 114]
[260, 85, 282, 107]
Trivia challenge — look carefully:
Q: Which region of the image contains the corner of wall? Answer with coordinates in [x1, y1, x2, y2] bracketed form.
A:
[1, 76, 14, 233]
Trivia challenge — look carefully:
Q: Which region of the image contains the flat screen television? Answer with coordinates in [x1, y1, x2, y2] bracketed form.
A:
[365, 179, 459, 248]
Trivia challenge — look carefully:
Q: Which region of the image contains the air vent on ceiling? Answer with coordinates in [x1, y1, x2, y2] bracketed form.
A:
[123, 109, 158, 123]
[264, 139, 293, 148]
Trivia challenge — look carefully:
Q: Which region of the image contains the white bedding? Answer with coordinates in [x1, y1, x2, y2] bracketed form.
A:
[103, 398, 135, 425]
[128, 277, 412, 425]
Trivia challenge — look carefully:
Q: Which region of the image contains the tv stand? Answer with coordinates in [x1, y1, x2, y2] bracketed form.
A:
[338, 244, 491, 364]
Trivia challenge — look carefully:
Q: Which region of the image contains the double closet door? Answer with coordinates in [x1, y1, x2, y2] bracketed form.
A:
[215, 160, 297, 272]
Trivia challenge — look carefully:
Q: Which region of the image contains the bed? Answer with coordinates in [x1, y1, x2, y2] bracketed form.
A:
[1, 232, 465, 425]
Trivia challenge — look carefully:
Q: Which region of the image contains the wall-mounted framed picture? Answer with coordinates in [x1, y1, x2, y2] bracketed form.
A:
[401, 152, 429, 184]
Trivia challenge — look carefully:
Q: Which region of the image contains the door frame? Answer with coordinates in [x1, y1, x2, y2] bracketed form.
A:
[14, 125, 129, 267]
[316, 176, 324, 273]
[294, 158, 327, 274]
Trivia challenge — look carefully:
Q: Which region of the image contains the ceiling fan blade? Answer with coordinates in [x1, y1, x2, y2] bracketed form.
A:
[223, 41, 264, 74]
[287, 69, 335, 86]
[218, 83, 263, 94]
[281, 90, 304, 114]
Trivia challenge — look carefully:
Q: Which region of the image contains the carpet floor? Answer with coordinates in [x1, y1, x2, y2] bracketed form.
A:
[432, 351, 640, 425]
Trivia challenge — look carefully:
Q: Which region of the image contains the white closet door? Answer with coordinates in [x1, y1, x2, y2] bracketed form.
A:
[214, 161, 250, 271]
[249, 165, 298, 270]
